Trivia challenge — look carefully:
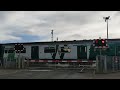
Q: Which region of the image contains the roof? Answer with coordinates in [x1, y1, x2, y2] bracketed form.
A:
[1, 40, 93, 45]
[2, 38, 120, 45]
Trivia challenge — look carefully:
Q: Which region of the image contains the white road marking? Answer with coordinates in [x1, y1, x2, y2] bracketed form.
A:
[29, 70, 53, 72]
[0, 70, 20, 76]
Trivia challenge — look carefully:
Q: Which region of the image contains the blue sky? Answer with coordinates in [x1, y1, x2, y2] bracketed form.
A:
[0, 11, 120, 43]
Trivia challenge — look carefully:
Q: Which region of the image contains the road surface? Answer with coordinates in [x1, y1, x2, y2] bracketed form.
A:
[0, 69, 120, 79]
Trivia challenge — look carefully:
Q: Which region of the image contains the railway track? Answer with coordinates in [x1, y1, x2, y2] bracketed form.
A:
[27, 63, 96, 73]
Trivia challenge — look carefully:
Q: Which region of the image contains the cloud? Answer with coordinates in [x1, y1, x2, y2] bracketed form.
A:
[0, 11, 119, 43]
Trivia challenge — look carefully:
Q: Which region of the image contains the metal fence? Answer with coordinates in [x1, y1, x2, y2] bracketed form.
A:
[2, 56, 29, 69]
[96, 55, 120, 73]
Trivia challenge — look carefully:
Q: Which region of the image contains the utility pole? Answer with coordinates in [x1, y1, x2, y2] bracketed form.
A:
[103, 16, 110, 39]
[51, 30, 53, 42]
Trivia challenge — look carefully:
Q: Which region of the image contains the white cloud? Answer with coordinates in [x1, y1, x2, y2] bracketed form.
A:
[0, 11, 119, 42]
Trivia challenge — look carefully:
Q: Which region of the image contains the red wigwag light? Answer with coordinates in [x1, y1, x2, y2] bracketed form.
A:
[96, 39, 98, 43]
[102, 40, 105, 43]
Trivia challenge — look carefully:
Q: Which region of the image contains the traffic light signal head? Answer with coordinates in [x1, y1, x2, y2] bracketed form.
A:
[93, 39, 107, 47]
[101, 39, 106, 46]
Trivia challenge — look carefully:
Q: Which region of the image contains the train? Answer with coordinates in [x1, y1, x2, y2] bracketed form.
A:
[0, 39, 120, 64]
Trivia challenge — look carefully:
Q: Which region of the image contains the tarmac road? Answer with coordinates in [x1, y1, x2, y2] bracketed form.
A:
[0, 69, 120, 79]
[0, 69, 93, 79]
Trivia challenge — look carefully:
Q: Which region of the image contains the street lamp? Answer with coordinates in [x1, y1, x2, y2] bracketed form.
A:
[103, 16, 110, 39]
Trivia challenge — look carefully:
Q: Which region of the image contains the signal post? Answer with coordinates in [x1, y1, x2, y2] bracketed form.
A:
[93, 37, 108, 73]
[14, 43, 25, 69]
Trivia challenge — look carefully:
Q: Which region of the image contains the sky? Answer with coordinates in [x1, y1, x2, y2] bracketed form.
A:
[0, 11, 120, 43]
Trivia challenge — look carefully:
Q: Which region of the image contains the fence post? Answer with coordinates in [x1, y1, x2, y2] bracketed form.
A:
[26, 58, 29, 68]
[96, 55, 99, 73]
[0, 58, 1, 67]
[104, 55, 107, 73]
[4, 58, 7, 69]
[21, 57, 23, 69]
[16, 57, 18, 69]
[112, 57, 115, 72]
[18, 52, 21, 69]
[21, 57, 24, 69]
[119, 57, 120, 70]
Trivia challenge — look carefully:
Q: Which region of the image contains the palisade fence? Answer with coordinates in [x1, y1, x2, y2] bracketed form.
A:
[1, 56, 29, 69]
[96, 55, 120, 73]
[0, 57, 3, 67]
